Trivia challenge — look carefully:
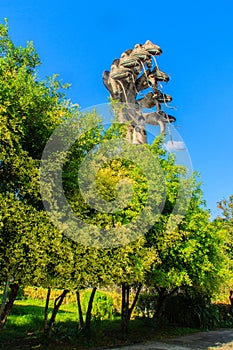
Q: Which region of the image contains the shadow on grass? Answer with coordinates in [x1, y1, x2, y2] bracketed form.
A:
[0, 303, 78, 349]
[0, 316, 201, 350]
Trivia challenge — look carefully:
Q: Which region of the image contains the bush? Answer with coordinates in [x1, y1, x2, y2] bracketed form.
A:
[23, 286, 76, 303]
[82, 290, 117, 320]
[135, 291, 232, 329]
[135, 292, 157, 318]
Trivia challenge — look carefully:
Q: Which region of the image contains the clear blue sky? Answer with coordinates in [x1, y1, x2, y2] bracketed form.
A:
[2, 0, 233, 217]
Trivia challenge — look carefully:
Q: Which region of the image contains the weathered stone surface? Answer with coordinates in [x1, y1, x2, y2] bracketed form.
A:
[102, 40, 175, 142]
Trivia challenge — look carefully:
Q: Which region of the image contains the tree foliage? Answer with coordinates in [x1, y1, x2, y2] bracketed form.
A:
[0, 19, 77, 329]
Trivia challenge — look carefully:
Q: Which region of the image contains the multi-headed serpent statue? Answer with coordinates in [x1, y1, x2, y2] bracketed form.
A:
[102, 40, 176, 144]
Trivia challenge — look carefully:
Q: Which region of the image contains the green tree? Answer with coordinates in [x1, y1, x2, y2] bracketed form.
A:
[144, 179, 229, 319]
[217, 195, 233, 221]
[61, 130, 202, 332]
[60, 126, 166, 332]
[215, 194, 233, 291]
[0, 19, 75, 330]
[0, 20, 120, 334]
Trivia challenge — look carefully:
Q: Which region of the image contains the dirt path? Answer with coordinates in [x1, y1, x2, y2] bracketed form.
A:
[106, 329, 233, 350]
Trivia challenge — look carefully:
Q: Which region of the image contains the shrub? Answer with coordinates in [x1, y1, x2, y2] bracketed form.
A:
[82, 290, 117, 320]
[135, 291, 232, 329]
[135, 292, 157, 318]
[23, 286, 76, 303]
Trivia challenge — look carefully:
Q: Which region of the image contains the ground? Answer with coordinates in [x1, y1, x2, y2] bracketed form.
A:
[107, 329, 233, 350]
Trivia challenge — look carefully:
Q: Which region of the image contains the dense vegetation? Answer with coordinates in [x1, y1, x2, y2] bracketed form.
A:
[0, 19, 233, 348]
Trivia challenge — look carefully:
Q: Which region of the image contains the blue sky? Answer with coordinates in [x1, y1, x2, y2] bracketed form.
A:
[2, 0, 233, 217]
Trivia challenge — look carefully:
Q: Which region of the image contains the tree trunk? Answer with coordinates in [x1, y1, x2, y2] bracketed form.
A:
[153, 287, 166, 319]
[153, 287, 178, 319]
[85, 287, 97, 331]
[0, 282, 20, 331]
[0, 277, 10, 316]
[43, 287, 51, 334]
[76, 291, 84, 329]
[121, 283, 130, 333]
[128, 283, 142, 320]
[47, 289, 69, 338]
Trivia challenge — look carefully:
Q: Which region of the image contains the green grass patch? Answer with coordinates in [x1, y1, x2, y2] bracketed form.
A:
[4, 298, 78, 332]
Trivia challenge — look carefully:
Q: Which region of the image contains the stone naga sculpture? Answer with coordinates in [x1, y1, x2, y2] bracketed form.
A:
[102, 40, 176, 144]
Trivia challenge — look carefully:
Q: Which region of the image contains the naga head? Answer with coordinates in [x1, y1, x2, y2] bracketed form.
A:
[149, 67, 170, 83]
[143, 40, 162, 56]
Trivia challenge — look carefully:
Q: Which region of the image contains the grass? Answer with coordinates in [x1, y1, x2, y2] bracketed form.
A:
[0, 297, 201, 350]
